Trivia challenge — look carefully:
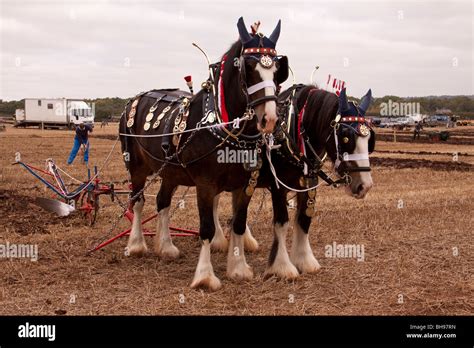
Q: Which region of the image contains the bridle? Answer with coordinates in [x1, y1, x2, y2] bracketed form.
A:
[333, 115, 374, 175]
[208, 38, 288, 147]
[275, 87, 375, 187]
[238, 45, 283, 110]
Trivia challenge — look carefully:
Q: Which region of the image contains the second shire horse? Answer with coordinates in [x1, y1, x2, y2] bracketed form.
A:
[212, 85, 376, 279]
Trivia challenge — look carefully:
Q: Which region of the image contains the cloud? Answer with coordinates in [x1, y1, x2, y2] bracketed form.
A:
[0, 0, 472, 100]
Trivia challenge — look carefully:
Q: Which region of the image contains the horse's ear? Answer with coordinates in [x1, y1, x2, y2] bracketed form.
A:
[269, 19, 281, 45]
[359, 89, 372, 115]
[338, 88, 350, 113]
[237, 17, 252, 44]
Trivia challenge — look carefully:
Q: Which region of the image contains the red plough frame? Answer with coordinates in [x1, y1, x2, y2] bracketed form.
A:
[14, 157, 199, 253]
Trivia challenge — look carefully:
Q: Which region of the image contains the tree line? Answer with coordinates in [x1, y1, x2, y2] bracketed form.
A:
[1, 95, 473, 120]
[364, 95, 474, 118]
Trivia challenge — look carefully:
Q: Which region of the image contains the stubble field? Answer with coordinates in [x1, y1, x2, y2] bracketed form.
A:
[0, 125, 472, 315]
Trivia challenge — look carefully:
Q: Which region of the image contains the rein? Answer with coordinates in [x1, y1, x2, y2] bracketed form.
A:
[121, 112, 253, 168]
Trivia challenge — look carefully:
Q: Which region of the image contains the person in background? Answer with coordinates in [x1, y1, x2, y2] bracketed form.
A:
[413, 121, 423, 140]
[67, 122, 93, 165]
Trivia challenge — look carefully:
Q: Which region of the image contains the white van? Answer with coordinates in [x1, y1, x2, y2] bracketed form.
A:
[15, 98, 94, 129]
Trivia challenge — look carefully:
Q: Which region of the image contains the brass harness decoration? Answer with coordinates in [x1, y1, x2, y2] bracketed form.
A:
[172, 98, 190, 147]
[127, 93, 190, 143]
[306, 187, 316, 217]
[126, 97, 140, 128]
[245, 170, 259, 196]
[359, 123, 370, 137]
[143, 100, 160, 131]
[152, 105, 171, 130]
[299, 176, 317, 217]
[143, 97, 173, 131]
[124, 32, 282, 196]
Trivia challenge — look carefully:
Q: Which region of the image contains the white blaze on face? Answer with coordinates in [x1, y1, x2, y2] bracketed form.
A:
[351, 133, 373, 198]
[255, 64, 277, 133]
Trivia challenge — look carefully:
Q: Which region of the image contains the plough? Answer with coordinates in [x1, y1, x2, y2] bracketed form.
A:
[14, 156, 124, 226]
[13, 154, 199, 251]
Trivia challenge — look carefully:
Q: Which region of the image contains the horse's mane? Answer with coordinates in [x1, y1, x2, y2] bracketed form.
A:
[221, 40, 242, 71]
[301, 85, 339, 154]
[218, 40, 247, 119]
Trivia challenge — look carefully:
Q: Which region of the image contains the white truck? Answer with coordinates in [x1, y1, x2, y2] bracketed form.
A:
[15, 98, 94, 129]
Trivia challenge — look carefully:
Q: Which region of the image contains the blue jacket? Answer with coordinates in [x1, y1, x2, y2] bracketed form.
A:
[75, 124, 93, 144]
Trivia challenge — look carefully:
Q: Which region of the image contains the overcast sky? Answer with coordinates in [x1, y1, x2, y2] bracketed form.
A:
[0, 0, 472, 100]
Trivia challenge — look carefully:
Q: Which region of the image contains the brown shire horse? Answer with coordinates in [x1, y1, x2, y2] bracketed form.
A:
[212, 85, 375, 279]
[119, 17, 289, 291]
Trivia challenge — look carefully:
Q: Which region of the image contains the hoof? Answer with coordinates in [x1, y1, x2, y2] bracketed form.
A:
[155, 242, 180, 260]
[210, 235, 229, 253]
[126, 241, 148, 257]
[264, 262, 299, 280]
[227, 262, 254, 281]
[190, 273, 222, 292]
[291, 254, 321, 274]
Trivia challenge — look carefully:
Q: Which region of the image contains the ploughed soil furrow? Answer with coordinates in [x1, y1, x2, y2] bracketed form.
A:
[371, 157, 473, 171]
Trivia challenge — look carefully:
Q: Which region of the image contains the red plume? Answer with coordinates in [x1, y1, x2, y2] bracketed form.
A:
[184, 75, 193, 94]
[251, 21, 261, 35]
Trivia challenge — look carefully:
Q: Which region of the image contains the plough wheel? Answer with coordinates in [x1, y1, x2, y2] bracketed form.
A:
[80, 191, 99, 226]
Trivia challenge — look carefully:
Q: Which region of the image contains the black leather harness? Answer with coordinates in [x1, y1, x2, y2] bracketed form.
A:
[274, 85, 351, 187]
[203, 62, 264, 151]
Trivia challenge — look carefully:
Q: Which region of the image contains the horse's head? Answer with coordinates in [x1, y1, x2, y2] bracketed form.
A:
[236, 17, 289, 133]
[332, 88, 375, 199]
